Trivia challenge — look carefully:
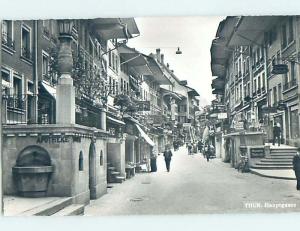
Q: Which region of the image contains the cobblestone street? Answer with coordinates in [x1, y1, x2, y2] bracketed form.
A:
[85, 147, 300, 215]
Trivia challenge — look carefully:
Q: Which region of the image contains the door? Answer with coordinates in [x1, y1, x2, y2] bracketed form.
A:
[89, 142, 96, 199]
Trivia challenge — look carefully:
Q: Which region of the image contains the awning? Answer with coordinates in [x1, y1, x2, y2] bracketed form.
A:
[186, 86, 200, 97]
[107, 116, 125, 125]
[216, 17, 239, 40]
[143, 55, 172, 85]
[228, 16, 281, 46]
[91, 18, 139, 40]
[211, 63, 226, 77]
[40, 81, 56, 99]
[135, 124, 155, 146]
[210, 38, 232, 66]
[119, 45, 153, 75]
[161, 88, 182, 100]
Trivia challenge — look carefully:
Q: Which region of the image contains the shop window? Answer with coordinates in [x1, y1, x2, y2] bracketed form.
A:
[290, 109, 299, 139]
[100, 151, 103, 166]
[79, 151, 84, 171]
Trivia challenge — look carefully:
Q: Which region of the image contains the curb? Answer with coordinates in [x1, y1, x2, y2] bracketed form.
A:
[250, 168, 296, 180]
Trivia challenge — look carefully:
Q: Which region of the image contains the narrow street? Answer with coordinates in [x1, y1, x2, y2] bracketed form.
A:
[85, 147, 300, 215]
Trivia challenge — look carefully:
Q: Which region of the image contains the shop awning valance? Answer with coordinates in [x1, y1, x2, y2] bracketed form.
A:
[135, 124, 155, 146]
[40, 81, 56, 99]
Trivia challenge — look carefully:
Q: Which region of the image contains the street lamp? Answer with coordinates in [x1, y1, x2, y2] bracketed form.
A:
[57, 20, 74, 76]
[176, 47, 182, 55]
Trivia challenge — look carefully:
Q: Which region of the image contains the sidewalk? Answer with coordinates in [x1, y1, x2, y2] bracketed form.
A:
[4, 196, 61, 216]
[250, 169, 296, 180]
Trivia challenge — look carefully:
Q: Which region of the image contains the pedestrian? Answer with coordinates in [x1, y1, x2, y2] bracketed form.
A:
[293, 149, 300, 190]
[206, 145, 211, 162]
[188, 143, 193, 155]
[150, 146, 157, 172]
[197, 140, 203, 153]
[163, 146, 173, 172]
[272, 122, 281, 146]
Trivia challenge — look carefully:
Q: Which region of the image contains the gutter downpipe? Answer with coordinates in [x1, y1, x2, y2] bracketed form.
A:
[34, 20, 39, 123]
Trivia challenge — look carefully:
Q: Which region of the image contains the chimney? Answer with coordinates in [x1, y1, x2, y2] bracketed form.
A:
[171, 70, 174, 73]
[156, 48, 161, 62]
[161, 54, 164, 64]
[167, 63, 169, 68]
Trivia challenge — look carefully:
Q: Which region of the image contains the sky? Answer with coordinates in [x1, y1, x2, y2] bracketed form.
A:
[127, 16, 225, 107]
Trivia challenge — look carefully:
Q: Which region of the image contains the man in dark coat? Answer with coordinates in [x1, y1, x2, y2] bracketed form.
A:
[273, 123, 281, 146]
[163, 147, 173, 172]
[293, 150, 300, 190]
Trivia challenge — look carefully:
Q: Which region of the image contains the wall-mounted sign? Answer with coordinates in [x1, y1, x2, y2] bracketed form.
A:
[37, 134, 69, 144]
[250, 147, 265, 158]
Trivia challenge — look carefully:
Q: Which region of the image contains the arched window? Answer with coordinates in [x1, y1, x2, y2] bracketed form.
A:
[100, 150, 103, 166]
[79, 151, 83, 171]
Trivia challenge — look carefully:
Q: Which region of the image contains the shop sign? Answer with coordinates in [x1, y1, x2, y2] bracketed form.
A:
[136, 101, 150, 111]
[250, 147, 265, 158]
[217, 112, 227, 119]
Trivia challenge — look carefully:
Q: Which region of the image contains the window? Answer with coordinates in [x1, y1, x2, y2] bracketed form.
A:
[13, 76, 22, 96]
[100, 151, 103, 166]
[258, 76, 261, 91]
[126, 82, 129, 94]
[278, 84, 282, 101]
[2, 68, 11, 83]
[253, 79, 257, 93]
[273, 86, 277, 105]
[288, 17, 294, 43]
[281, 24, 287, 48]
[21, 25, 31, 60]
[247, 82, 250, 96]
[291, 62, 296, 81]
[108, 51, 112, 67]
[120, 78, 123, 92]
[262, 73, 265, 90]
[79, 151, 83, 171]
[42, 52, 49, 79]
[2, 20, 14, 50]
[112, 79, 115, 95]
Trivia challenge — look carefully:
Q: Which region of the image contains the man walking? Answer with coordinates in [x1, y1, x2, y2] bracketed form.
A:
[273, 123, 281, 146]
[293, 149, 300, 190]
[163, 146, 173, 172]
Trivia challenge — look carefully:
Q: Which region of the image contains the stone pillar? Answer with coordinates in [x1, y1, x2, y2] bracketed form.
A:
[56, 76, 75, 124]
[100, 108, 107, 131]
[56, 21, 75, 125]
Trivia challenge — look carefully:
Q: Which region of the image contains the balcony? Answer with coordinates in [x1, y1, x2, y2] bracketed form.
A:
[2, 33, 15, 51]
[283, 79, 297, 91]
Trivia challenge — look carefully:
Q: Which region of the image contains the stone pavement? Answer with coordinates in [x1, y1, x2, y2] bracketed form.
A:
[84, 146, 300, 215]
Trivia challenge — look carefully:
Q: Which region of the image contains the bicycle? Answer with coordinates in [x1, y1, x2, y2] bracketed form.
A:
[237, 155, 249, 173]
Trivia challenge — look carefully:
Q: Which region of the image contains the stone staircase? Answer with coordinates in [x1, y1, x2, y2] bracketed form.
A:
[19, 197, 84, 216]
[107, 163, 126, 184]
[251, 145, 297, 170]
